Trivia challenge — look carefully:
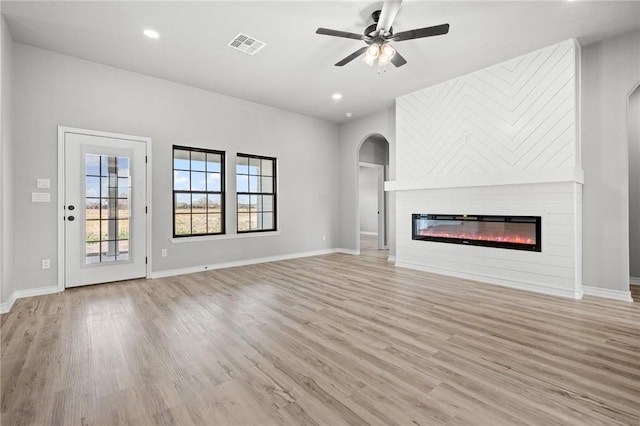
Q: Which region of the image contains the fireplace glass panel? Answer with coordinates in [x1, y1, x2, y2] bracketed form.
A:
[412, 214, 541, 252]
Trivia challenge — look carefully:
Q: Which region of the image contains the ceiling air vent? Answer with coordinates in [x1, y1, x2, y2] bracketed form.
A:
[228, 33, 266, 56]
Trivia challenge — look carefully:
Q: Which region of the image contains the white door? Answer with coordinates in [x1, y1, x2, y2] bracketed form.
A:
[63, 131, 147, 288]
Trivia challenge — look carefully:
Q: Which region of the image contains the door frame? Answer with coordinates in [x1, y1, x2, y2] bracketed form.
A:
[57, 126, 152, 291]
[359, 161, 387, 249]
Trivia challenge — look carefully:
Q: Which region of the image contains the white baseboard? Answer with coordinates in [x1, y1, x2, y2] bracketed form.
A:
[336, 248, 360, 255]
[394, 261, 582, 299]
[583, 286, 633, 302]
[0, 293, 17, 314]
[387, 255, 396, 263]
[0, 285, 60, 314]
[630, 276, 640, 285]
[150, 249, 340, 279]
[359, 232, 378, 236]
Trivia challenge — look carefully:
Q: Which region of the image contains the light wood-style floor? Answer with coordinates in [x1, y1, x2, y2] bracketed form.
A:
[1, 252, 639, 425]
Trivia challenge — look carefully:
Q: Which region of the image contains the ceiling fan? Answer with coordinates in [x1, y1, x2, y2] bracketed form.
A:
[315, 0, 449, 68]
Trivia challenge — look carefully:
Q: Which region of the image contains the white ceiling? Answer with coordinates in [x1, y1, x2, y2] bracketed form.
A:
[2, 1, 639, 123]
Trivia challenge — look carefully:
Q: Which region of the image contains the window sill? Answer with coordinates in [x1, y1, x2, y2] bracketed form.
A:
[170, 231, 280, 244]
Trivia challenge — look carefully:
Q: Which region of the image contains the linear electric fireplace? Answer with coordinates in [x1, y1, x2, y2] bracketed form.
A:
[412, 214, 541, 252]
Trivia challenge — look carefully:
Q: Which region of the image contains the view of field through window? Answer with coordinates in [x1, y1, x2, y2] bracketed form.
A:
[237, 154, 276, 232]
[173, 147, 224, 236]
[85, 154, 130, 264]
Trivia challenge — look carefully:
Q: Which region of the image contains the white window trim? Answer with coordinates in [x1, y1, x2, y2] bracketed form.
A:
[170, 230, 280, 244]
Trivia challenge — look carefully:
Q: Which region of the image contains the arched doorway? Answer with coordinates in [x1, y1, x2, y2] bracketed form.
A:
[357, 134, 389, 256]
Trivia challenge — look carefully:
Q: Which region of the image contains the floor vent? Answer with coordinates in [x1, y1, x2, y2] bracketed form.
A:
[228, 33, 266, 56]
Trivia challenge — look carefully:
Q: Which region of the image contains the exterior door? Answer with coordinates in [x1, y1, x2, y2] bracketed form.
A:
[63, 130, 147, 287]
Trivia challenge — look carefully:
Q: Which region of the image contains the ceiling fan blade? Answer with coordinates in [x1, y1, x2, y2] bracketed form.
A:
[391, 23, 450, 42]
[391, 50, 407, 67]
[316, 28, 366, 41]
[376, 0, 403, 34]
[335, 46, 369, 66]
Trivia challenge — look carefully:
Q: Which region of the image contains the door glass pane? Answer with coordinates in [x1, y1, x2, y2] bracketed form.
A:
[86, 154, 101, 176]
[118, 219, 129, 240]
[117, 199, 129, 219]
[117, 157, 129, 177]
[85, 154, 131, 265]
[118, 241, 129, 260]
[86, 177, 100, 197]
[86, 220, 99, 243]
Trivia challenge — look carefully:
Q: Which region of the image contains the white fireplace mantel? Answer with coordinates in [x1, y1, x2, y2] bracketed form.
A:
[385, 167, 584, 192]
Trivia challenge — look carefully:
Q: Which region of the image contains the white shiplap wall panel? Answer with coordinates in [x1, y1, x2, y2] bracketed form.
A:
[396, 40, 577, 181]
[395, 183, 581, 298]
[392, 40, 582, 298]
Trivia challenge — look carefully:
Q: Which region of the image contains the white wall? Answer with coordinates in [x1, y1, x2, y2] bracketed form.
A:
[338, 107, 395, 254]
[359, 166, 378, 234]
[1, 14, 15, 308]
[582, 30, 640, 291]
[10, 43, 339, 295]
[629, 86, 640, 279]
[393, 40, 583, 298]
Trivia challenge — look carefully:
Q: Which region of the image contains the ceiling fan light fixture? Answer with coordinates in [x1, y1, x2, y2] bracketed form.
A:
[363, 43, 381, 66]
[378, 44, 396, 66]
[363, 54, 377, 66]
[367, 43, 380, 57]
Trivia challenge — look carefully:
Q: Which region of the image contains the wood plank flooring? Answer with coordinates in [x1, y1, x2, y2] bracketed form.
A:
[1, 253, 639, 425]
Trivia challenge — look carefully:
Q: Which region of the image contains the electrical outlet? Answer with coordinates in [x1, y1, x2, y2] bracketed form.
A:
[161, 249, 167, 257]
[42, 259, 51, 269]
[322, 234, 326, 241]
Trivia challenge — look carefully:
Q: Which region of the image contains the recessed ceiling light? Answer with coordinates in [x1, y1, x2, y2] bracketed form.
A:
[332, 93, 343, 100]
[143, 29, 160, 39]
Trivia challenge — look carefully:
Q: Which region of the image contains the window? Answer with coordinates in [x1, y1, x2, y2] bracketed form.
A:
[173, 146, 225, 237]
[236, 153, 276, 232]
[85, 154, 130, 263]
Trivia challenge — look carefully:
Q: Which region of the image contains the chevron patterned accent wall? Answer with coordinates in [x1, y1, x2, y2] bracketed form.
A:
[393, 40, 583, 299]
[396, 39, 578, 182]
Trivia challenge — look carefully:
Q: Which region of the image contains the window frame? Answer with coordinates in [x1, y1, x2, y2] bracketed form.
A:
[172, 145, 226, 238]
[236, 153, 277, 233]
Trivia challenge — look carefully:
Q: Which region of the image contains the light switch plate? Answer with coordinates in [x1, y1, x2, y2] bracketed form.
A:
[37, 178, 50, 189]
[32, 192, 51, 203]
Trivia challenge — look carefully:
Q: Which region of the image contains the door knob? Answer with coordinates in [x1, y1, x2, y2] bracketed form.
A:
[68, 216, 75, 221]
